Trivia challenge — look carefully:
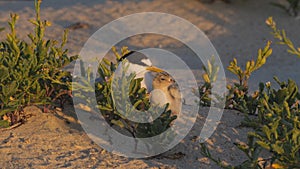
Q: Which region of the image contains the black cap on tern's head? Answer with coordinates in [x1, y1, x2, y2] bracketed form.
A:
[118, 51, 152, 67]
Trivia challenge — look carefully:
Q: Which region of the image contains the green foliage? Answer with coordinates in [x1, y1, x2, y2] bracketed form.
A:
[270, 0, 300, 16]
[195, 56, 220, 106]
[201, 136, 263, 169]
[200, 143, 235, 169]
[99, 48, 176, 138]
[73, 47, 176, 139]
[0, 0, 77, 127]
[201, 17, 300, 168]
[250, 78, 300, 168]
[0, 119, 10, 128]
[226, 41, 272, 114]
[233, 135, 264, 169]
[227, 41, 272, 89]
[201, 78, 300, 168]
[266, 17, 300, 58]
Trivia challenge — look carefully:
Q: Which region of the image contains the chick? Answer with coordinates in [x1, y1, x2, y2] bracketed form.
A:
[150, 72, 181, 116]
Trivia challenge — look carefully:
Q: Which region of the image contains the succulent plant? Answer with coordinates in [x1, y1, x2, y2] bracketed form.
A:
[72, 47, 176, 139]
[0, 0, 77, 127]
[196, 56, 220, 106]
[200, 18, 300, 168]
[266, 17, 300, 58]
[201, 78, 300, 169]
[226, 41, 272, 115]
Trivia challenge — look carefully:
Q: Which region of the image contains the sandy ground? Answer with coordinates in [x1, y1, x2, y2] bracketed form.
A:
[0, 105, 251, 168]
[0, 0, 300, 168]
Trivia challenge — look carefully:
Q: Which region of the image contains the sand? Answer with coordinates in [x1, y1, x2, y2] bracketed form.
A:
[0, 105, 251, 168]
[0, 0, 299, 168]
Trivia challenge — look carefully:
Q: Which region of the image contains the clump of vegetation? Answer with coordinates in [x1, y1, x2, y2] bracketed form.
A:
[226, 41, 272, 115]
[195, 56, 220, 106]
[197, 42, 272, 113]
[73, 47, 176, 139]
[202, 78, 300, 168]
[254, 78, 300, 168]
[200, 17, 300, 169]
[99, 48, 176, 138]
[0, 0, 77, 127]
[0, 0, 176, 147]
[266, 16, 300, 58]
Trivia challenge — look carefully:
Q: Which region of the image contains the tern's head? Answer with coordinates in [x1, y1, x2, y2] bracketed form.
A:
[118, 51, 152, 67]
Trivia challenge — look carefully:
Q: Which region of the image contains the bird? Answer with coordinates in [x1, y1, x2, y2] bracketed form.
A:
[116, 51, 182, 117]
[117, 51, 164, 93]
[150, 72, 182, 116]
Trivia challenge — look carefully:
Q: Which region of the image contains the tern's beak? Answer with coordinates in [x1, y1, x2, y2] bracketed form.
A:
[146, 66, 164, 73]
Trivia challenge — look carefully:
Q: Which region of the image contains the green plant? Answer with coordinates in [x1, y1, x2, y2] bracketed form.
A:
[271, 0, 300, 16]
[195, 56, 220, 106]
[201, 78, 300, 168]
[0, 0, 77, 127]
[73, 47, 176, 139]
[200, 135, 263, 169]
[200, 17, 300, 168]
[266, 17, 300, 58]
[251, 78, 300, 168]
[226, 41, 272, 114]
[99, 48, 176, 138]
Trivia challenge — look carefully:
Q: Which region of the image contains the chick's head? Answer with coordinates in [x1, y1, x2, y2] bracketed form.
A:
[152, 72, 175, 90]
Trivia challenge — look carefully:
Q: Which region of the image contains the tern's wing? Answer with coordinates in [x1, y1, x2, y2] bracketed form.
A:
[143, 71, 155, 93]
